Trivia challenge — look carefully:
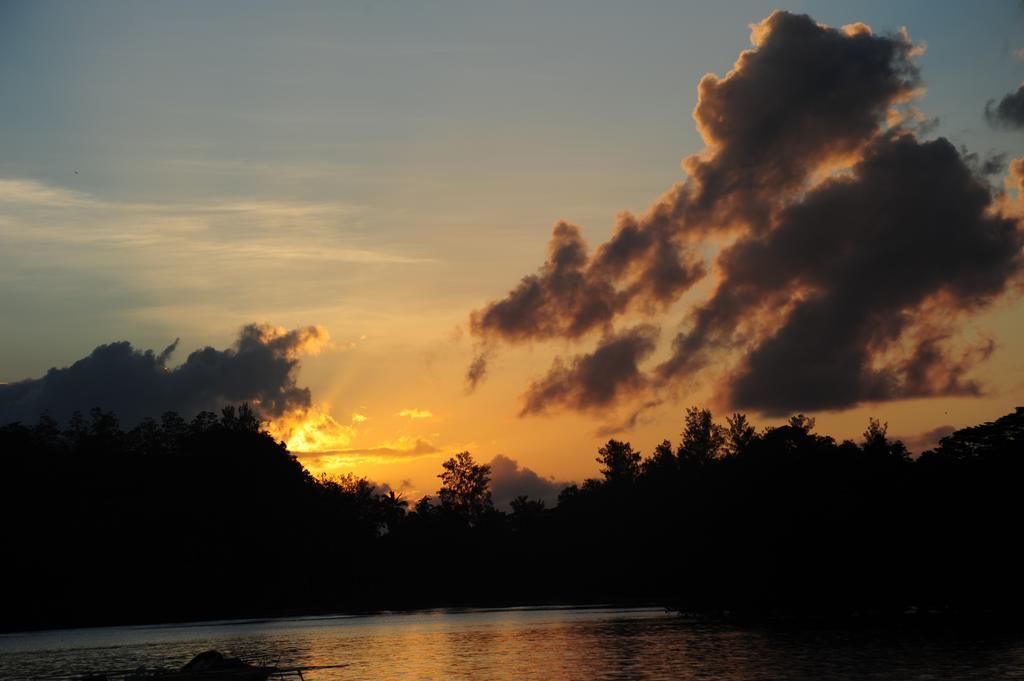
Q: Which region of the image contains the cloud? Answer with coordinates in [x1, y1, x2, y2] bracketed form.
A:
[897, 424, 956, 454]
[467, 11, 924, 385]
[312, 438, 440, 459]
[469, 13, 919, 360]
[594, 400, 663, 437]
[0, 179, 94, 209]
[0, 178, 433, 336]
[465, 10, 1022, 418]
[962, 150, 1006, 178]
[662, 133, 1021, 414]
[470, 221, 697, 344]
[683, 12, 921, 233]
[471, 164, 715, 343]
[986, 84, 1024, 129]
[519, 325, 659, 415]
[273, 407, 360, 453]
[295, 438, 441, 469]
[0, 323, 327, 425]
[487, 454, 572, 509]
[1009, 158, 1024, 200]
[0, 179, 426, 265]
[397, 408, 433, 420]
[465, 350, 490, 392]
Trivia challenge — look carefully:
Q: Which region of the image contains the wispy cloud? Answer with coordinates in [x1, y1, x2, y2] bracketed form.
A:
[0, 178, 431, 265]
[295, 436, 442, 469]
[398, 408, 433, 419]
[0, 177, 438, 334]
[0, 179, 96, 208]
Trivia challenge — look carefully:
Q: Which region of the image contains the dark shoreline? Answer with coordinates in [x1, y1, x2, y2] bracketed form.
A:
[4, 406, 1023, 636]
[7, 600, 1024, 637]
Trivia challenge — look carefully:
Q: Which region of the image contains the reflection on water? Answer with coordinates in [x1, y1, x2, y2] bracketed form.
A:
[2, 607, 1024, 680]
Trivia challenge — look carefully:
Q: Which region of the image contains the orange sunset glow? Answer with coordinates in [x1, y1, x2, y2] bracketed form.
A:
[3, 7, 1022, 500]
[6, 3, 1024, 675]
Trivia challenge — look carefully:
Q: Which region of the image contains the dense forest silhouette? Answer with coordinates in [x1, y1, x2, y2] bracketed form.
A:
[2, 404, 1023, 631]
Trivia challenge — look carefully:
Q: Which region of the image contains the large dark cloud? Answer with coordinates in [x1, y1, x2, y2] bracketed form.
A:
[986, 84, 1024, 129]
[488, 454, 572, 509]
[0, 323, 326, 425]
[465, 10, 1023, 420]
[518, 325, 658, 415]
[468, 11, 927, 408]
[661, 133, 1022, 414]
[683, 12, 921, 232]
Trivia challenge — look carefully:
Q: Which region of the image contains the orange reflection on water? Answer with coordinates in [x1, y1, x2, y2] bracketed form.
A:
[7, 607, 1024, 679]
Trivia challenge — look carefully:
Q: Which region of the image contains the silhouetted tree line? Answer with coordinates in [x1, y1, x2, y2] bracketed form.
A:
[2, 404, 1023, 630]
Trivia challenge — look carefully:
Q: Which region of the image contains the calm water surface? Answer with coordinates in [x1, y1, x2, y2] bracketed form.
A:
[3, 606, 1024, 680]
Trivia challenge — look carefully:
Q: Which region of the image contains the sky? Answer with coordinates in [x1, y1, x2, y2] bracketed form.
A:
[2, 1, 1024, 501]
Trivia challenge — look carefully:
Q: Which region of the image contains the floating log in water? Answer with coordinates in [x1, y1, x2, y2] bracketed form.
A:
[37, 651, 349, 681]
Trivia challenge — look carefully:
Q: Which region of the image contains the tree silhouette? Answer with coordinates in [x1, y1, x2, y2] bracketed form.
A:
[642, 439, 678, 477]
[509, 496, 546, 532]
[438, 451, 493, 522]
[380, 490, 409, 533]
[220, 403, 262, 432]
[725, 412, 755, 456]
[679, 406, 725, 465]
[863, 417, 888, 446]
[862, 417, 909, 462]
[787, 413, 816, 433]
[3, 403, 1024, 629]
[596, 439, 641, 484]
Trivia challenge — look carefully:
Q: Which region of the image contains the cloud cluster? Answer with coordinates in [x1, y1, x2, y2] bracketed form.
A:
[467, 11, 1023, 418]
[488, 454, 572, 509]
[663, 133, 1021, 414]
[0, 323, 327, 425]
[519, 325, 658, 415]
[470, 221, 702, 347]
[683, 12, 921, 232]
[986, 84, 1024, 129]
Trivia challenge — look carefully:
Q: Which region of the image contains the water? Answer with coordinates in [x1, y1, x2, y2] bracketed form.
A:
[3, 606, 1024, 680]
